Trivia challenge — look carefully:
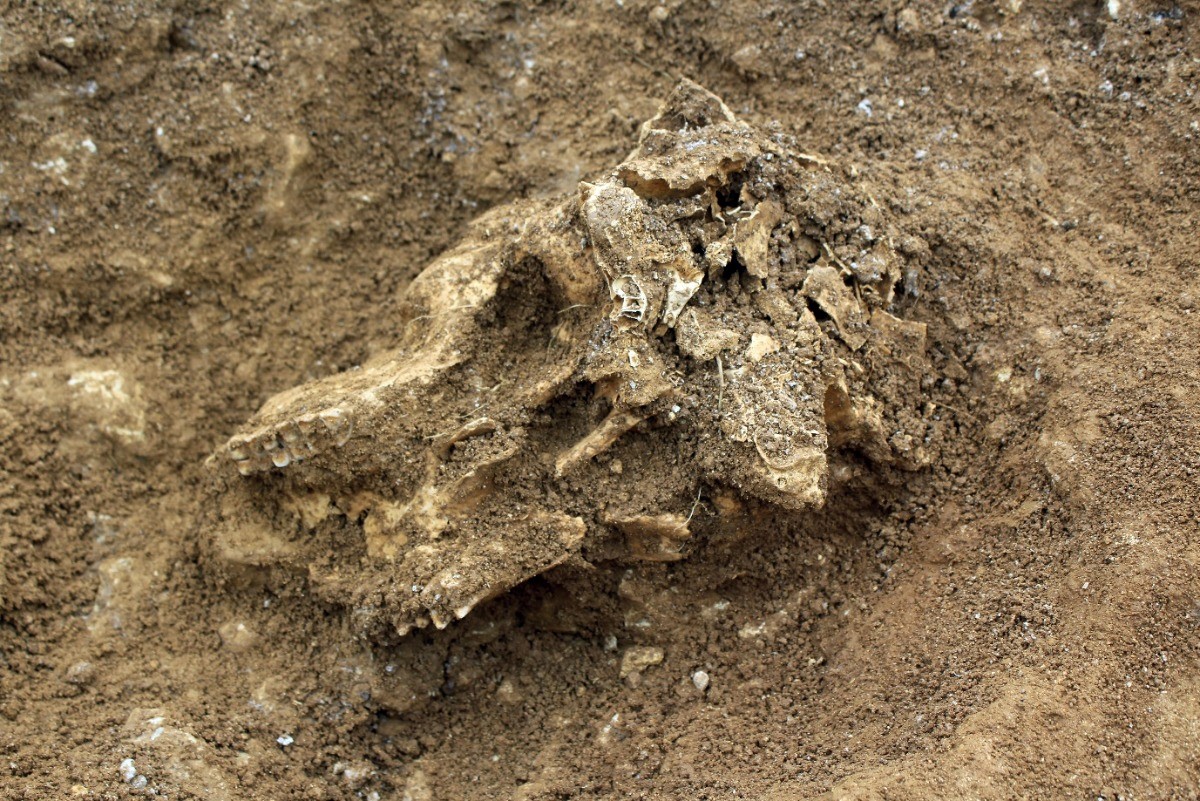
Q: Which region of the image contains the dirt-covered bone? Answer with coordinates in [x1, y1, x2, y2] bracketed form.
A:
[202, 80, 931, 638]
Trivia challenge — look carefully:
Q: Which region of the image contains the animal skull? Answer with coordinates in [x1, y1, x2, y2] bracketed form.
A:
[203, 81, 930, 637]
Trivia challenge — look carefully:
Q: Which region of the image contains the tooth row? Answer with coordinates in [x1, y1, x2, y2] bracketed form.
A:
[386, 514, 585, 636]
[227, 409, 353, 475]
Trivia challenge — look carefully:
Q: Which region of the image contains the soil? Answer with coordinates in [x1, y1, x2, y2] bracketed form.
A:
[1, 1, 1198, 799]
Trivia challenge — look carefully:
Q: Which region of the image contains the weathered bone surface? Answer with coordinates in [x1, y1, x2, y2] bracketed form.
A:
[203, 81, 931, 637]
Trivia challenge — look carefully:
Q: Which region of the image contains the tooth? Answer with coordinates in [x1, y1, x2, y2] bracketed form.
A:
[294, 418, 319, 453]
[455, 592, 490, 621]
[278, 421, 302, 445]
[277, 425, 310, 463]
[264, 439, 290, 468]
[319, 409, 353, 446]
[252, 449, 274, 473]
[227, 435, 252, 463]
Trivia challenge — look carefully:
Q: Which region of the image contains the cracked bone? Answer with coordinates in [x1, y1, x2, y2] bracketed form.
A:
[675, 307, 741, 362]
[802, 264, 871, 350]
[733, 200, 784, 279]
[202, 79, 928, 640]
[713, 348, 830, 509]
[609, 513, 693, 562]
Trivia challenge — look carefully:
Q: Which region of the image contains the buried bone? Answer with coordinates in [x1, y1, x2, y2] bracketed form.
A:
[201, 80, 929, 640]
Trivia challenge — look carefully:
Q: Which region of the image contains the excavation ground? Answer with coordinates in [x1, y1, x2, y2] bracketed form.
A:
[1, 2, 1198, 800]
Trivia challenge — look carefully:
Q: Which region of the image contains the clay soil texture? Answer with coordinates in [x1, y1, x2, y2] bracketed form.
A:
[2, 1, 1199, 800]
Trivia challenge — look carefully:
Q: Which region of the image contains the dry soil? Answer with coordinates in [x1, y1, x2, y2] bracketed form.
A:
[1, 1, 1198, 799]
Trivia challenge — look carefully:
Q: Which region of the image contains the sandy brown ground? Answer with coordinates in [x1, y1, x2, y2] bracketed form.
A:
[1, 1, 1198, 799]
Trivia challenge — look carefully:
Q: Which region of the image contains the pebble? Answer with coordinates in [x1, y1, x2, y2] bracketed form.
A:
[897, 7, 921, 32]
[731, 44, 765, 76]
[691, 670, 711, 692]
[620, 646, 664, 678]
[118, 757, 148, 789]
[404, 769, 433, 801]
[218, 621, 259, 653]
[496, 678, 523, 705]
[64, 661, 95, 686]
[334, 760, 372, 788]
[66, 368, 148, 448]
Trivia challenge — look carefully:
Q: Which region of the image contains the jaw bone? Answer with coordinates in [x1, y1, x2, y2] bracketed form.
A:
[204, 80, 930, 638]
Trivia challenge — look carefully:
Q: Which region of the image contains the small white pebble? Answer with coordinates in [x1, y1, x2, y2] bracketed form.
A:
[119, 758, 137, 782]
[81, 138, 97, 154]
[277, 734, 294, 747]
[691, 670, 711, 692]
[856, 98, 874, 117]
